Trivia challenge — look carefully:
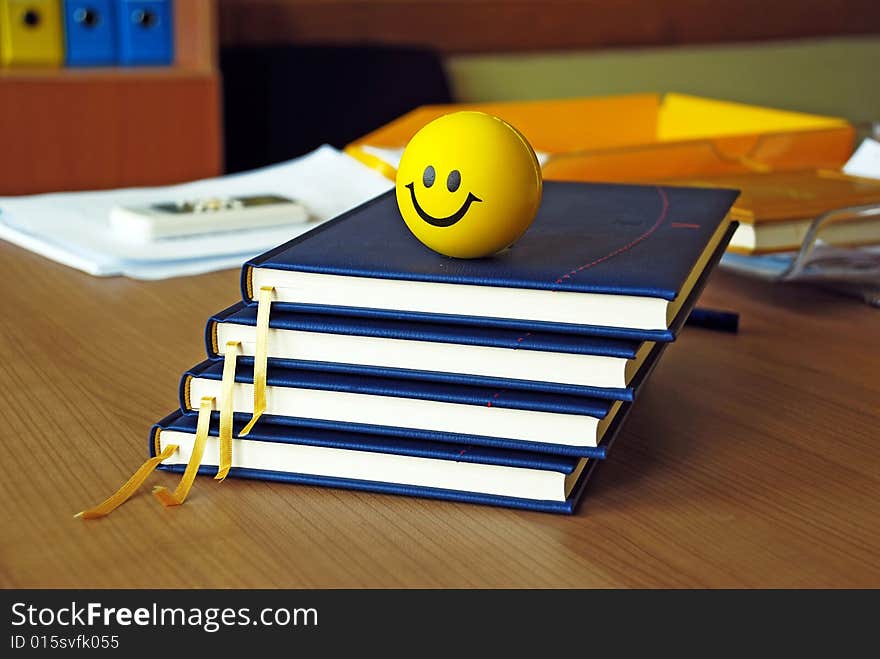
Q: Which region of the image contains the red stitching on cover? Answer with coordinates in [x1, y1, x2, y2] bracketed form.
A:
[671, 222, 700, 229]
[554, 187, 670, 284]
[487, 390, 506, 408]
[514, 331, 533, 347]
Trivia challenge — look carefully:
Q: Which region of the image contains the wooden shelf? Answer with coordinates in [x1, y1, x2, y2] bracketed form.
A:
[0, 0, 221, 196]
[0, 65, 216, 81]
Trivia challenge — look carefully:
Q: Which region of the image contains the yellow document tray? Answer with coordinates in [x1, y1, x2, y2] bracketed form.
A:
[346, 93, 854, 183]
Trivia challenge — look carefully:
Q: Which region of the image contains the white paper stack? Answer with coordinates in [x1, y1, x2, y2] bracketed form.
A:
[0, 146, 393, 280]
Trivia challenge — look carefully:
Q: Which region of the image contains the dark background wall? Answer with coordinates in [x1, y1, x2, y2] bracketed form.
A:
[217, 0, 880, 54]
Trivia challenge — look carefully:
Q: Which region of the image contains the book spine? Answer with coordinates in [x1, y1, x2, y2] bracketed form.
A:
[178, 373, 198, 413]
[203, 318, 219, 359]
[149, 411, 183, 458]
[239, 264, 254, 304]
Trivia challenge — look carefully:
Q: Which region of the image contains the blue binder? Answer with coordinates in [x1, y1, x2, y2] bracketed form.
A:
[115, 0, 172, 66]
[63, 0, 117, 66]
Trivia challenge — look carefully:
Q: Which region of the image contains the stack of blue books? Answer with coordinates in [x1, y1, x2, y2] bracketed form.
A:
[152, 181, 739, 513]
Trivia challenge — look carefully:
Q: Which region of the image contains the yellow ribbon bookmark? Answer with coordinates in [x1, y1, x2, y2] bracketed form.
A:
[75, 443, 179, 519]
[240, 285, 274, 436]
[152, 396, 214, 507]
[216, 341, 240, 481]
[78, 287, 273, 517]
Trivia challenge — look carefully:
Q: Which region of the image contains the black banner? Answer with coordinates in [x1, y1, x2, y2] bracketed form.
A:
[2, 589, 875, 654]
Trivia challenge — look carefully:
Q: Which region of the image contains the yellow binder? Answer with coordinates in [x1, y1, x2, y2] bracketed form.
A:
[0, 0, 63, 67]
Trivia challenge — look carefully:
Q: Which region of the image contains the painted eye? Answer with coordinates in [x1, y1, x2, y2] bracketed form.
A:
[423, 165, 436, 188]
[447, 170, 461, 192]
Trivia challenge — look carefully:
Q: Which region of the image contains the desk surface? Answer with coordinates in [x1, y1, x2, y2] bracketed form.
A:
[1, 241, 878, 588]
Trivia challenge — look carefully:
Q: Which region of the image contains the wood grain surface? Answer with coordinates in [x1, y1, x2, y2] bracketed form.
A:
[0, 240, 878, 588]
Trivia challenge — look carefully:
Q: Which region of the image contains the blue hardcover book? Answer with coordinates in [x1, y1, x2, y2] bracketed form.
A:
[63, 0, 117, 66]
[115, 0, 173, 66]
[151, 409, 607, 513]
[179, 352, 654, 457]
[207, 302, 650, 401]
[208, 226, 726, 402]
[242, 181, 739, 340]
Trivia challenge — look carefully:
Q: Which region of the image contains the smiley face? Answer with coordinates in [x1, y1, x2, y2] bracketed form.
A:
[395, 111, 542, 259]
[404, 166, 482, 227]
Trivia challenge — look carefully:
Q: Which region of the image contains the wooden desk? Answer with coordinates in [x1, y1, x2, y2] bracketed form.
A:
[1, 241, 877, 588]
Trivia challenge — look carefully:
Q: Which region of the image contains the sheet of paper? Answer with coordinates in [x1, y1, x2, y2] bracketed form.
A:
[0, 145, 393, 279]
[843, 138, 880, 180]
[359, 144, 552, 170]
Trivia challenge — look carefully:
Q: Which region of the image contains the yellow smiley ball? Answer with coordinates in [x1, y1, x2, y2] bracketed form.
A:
[395, 111, 543, 259]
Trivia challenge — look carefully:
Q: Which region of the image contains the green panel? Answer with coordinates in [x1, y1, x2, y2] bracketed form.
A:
[447, 37, 880, 125]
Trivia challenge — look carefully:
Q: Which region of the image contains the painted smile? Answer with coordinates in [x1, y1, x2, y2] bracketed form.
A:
[405, 182, 482, 227]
